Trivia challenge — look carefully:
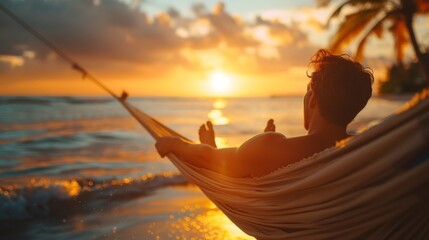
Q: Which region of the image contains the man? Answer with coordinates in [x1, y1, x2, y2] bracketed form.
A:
[155, 49, 373, 177]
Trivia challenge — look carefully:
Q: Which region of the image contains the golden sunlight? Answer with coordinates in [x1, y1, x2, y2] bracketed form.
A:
[205, 202, 252, 239]
[213, 99, 227, 109]
[208, 109, 230, 125]
[210, 71, 232, 94]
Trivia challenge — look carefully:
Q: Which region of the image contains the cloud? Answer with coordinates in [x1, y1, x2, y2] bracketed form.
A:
[177, 3, 320, 73]
[0, 55, 24, 67]
[204, 3, 257, 48]
[0, 0, 322, 78]
[191, 3, 207, 18]
[0, 0, 184, 64]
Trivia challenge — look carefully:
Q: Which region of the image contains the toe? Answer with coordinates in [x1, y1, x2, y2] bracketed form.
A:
[199, 124, 205, 132]
[207, 121, 214, 131]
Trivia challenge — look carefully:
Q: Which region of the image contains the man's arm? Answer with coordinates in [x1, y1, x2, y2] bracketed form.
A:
[155, 132, 288, 177]
[155, 136, 242, 176]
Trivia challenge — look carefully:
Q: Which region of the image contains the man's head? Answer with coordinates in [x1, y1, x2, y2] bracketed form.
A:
[304, 49, 373, 130]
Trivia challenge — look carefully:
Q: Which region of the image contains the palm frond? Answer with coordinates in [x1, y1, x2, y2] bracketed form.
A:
[327, 0, 355, 25]
[355, 19, 384, 61]
[316, 0, 332, 8]
[355, 11, 397, 61]
[327, 0, 390, 25]
[389, 17, 409, 63]
[355, 36, 370, 62]
[329, 7, 384, 53]
[373, 21, 384, 38]
[417, 0, 429, 13]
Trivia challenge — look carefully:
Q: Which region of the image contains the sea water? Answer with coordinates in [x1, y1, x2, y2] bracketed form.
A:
[0, 95, 409, 239]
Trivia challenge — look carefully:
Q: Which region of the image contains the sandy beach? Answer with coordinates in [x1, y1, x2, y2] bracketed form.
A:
[107, 185, 253, 240]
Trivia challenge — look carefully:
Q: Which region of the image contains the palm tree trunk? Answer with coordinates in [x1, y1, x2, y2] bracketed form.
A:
[403, 11, 429, 86]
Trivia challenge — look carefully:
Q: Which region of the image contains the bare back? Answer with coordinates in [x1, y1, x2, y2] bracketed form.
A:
[236, 132, 341, 177]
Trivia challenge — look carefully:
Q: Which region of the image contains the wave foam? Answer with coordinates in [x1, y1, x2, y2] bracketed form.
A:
[0, 173, 187, 221]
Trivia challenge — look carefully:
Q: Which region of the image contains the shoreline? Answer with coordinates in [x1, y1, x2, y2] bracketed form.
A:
[114, 185, 254, 240]
[2, 184, 254, 240]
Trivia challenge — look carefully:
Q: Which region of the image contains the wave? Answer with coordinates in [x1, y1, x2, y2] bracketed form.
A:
[0, 96, 113, 106]
[0, 97, 53, 106]
[0, 173, 187, 222]
[58, 97, 113, 105]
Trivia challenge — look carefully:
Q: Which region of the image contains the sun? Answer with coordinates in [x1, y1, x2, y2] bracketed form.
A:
[210, 71, 231, 94]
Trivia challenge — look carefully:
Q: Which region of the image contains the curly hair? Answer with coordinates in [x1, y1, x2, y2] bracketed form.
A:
[307, 49, 374, 126]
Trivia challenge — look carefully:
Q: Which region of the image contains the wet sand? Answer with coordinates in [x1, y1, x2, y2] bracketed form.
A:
[102, 185, 254, 240]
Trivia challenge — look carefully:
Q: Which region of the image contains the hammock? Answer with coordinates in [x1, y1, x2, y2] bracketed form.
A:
[116, 90, 429, 239]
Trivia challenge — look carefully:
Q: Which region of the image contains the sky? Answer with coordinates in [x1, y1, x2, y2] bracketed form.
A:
[0, 0, 428, 97]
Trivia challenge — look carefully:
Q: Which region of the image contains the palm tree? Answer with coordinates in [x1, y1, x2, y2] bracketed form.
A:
[320, 0, 429, 84]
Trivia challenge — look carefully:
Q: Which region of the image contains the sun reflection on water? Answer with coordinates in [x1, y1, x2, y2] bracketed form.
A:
[214, 137, 228, 148]
[208, 99, 230, 126]
[164, 199, 253, 239]
[25, 178, 82, 197]
[208, 110, 230, 125]
[213, 99, 227, 109]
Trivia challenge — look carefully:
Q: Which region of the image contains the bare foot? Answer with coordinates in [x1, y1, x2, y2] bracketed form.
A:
[199, 121, 217, 148]
[264, 119, 276, 132]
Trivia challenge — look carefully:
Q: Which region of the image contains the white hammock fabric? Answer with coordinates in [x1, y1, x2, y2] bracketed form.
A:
[121, 90, 429, 239]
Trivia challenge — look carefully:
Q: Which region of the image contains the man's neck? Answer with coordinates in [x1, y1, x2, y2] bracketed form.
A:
[307, 116, 349, 142]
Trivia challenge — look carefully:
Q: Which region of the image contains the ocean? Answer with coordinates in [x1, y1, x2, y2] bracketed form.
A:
[0, 95, 409, 239]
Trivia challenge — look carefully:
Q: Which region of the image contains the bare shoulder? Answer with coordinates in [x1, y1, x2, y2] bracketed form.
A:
[236, 132, 287, 162]
[238, 132, 286, 151]
[234, 133, 312, 177]
[244, 132, 287, 144]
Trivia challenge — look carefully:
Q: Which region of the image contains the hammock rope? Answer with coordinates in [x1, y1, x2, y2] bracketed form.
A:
[3, 4, 429, 238]
[0, 3, 119, 100]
